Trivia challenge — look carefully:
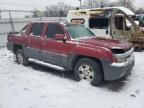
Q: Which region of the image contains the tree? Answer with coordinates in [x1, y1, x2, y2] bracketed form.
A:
[113, 0, 135, 11]
[32, 9, 41, 18]
[136, 8, 144, 14]
[45, 2, 75, 17]
[83, 0, 109, 8]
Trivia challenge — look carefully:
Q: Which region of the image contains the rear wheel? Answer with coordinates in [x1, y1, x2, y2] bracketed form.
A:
[15, 49, 29, 65]
[74, 58, 103, 86]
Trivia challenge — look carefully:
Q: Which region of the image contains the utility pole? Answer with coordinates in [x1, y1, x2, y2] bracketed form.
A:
[88, 0, 92, 8]
[0, 11, 1, 19]
[8, 11, 14, 32]
[124, 0, 126, 7]
[96, 0, 103, 8]
[91, 0, 93, 8]
[78, 0, 82, 8]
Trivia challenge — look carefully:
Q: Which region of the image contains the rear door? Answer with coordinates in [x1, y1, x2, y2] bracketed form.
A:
[26, 23, 44, 60]
[41, 23, 72, 67]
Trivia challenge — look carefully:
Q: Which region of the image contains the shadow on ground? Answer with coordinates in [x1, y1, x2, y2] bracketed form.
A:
[25, 61, 129, 92]
[29, 61, 76, 81]
[100, 77, 128, 92]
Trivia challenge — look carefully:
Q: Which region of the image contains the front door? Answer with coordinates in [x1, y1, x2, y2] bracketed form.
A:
[111, 10, 135, 42]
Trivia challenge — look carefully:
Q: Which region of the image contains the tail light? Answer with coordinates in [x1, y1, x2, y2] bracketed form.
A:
[7, 34, 12, 41]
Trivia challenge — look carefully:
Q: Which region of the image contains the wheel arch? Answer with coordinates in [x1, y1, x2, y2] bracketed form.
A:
[13, 44, 23, 54]
[70, 55, 104, 76]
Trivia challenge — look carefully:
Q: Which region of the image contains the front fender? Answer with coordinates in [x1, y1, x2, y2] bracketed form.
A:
[72, 44, 113, 62]
[66, 44, 114, 71]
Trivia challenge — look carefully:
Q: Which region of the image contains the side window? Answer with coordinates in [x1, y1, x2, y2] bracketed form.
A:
[20, 24, 28, 33]
[114, 16, 124, 30]
[46, 23, 64, 38]
[30, 23, 44, 36]
[89, 18, 109, 29]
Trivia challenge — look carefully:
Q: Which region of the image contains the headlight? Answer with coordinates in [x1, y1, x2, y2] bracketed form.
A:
[114, 53, 133, 63]
[112, 48, 134, 63]
[115, 55, 127, 63]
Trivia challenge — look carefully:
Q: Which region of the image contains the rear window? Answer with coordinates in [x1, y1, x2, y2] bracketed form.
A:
[30, 23, 44, 36]
[20, 24, 28, 33]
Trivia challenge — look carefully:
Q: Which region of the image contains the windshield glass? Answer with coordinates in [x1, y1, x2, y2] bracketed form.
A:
[67, 24, 95, 39]
[131, 15, 144, 27]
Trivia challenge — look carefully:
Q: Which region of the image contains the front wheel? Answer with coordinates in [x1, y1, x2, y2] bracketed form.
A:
[74, 58, 103, 86]
[15, 49, 29, 65]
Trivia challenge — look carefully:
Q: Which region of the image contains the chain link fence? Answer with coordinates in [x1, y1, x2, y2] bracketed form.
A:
[0, 10, 66, 47]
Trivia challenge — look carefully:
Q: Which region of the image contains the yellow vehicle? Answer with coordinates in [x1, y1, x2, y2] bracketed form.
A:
[67, 7, 144, 50]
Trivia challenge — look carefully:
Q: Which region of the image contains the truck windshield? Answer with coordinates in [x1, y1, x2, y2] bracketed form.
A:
[131, 15, 144, 27]
[67, 25, 95, 39]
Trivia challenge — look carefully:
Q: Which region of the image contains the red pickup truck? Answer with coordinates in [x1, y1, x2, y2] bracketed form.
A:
[7, 21, 135, 86]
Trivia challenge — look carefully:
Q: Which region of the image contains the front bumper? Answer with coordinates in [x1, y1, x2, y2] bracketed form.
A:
[101, 55, 135, 81]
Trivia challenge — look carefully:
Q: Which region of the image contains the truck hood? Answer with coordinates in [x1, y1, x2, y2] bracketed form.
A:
[77, 37, 132, 50]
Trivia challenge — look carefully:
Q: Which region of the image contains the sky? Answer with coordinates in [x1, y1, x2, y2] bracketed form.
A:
[0, 0, 79, 11]
[111, 0, 144, 9]
[0, 0, 80, 18]
[0, 0, 143, 11]
[0, 0, 143, 18]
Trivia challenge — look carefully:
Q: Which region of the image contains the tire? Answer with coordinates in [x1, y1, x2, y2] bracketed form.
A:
[74, 58, 103, 86]
[15, 49, 29, 66]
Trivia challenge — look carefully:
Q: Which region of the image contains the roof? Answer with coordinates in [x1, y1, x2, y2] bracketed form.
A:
[102, 7, 135, 16]
[69, 6, 135, 16]
[31, 21, 66, 25]
[31, 21, 60, 23]
[30, 21, 81, 26]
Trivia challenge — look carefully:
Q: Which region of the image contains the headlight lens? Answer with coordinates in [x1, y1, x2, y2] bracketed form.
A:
[111, 48, 134, 63]
[115, 55, 127, 63]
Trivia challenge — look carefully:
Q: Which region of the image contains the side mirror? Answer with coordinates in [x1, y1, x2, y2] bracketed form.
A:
[134, 21, 139, 26]
[54, 34, 66, 41]
[126, 20, 132, 31]
[126, 22, 132, 28]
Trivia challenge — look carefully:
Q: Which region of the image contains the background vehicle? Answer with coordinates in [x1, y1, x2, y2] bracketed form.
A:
[130, 15, 144, 27]
[7, 22, 134, 86]
[137, 14, 144, 21]
[67, 7, 144, 50]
